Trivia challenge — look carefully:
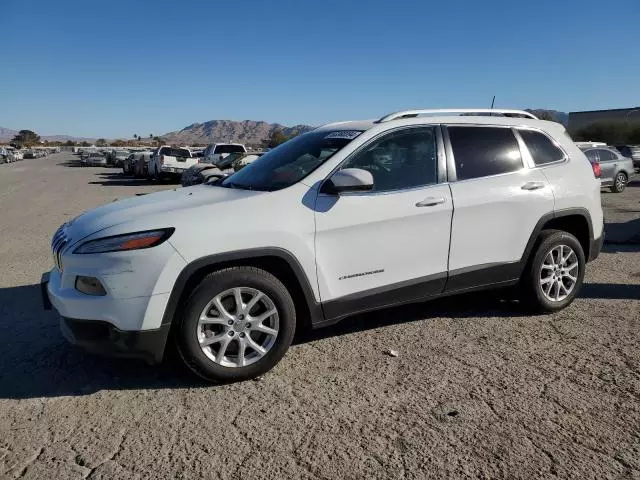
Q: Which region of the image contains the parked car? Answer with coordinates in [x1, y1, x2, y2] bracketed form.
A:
[11, 149, 24, 161]
[202, 143, 247, 165]
[0, 147, 8, 164]
[122, 153, 136, 176]
[614, 145, 640, 170]
[148, 146, 194, 181]
[180, 151, 244, 187]
[197, 152, 265, 185]
[181, 152, 265, 187]
[43, 108, 604, 383]
[579, 146, 635, 192]
[133, 152, 153, 178]
[85, 152, 108, 166]
[23, 150, 36, 159]
[111, 150, 130, 168]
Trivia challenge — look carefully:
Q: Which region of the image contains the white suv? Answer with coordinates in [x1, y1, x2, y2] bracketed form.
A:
[43, 109, 604, 382]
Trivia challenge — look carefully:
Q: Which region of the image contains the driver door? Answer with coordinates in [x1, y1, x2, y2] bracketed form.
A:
[313, 126, 453, 319]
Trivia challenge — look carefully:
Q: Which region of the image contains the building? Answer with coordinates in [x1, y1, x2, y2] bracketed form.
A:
[568, 107, 640, 131]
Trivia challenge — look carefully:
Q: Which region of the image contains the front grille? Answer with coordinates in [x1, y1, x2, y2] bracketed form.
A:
[51, 225, 69, 271]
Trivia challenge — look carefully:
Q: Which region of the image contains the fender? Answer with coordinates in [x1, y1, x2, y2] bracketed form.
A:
[160, 247, 323, 327]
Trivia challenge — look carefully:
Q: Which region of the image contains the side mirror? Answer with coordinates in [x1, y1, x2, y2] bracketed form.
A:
[321, 168, 374, 195]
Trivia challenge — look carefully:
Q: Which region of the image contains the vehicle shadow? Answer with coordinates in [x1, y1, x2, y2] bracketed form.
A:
[604, 217, 640, 245]
[57, 159, 85, 167]
[88, 172, 158, 187]
[1, 278, 637, 400]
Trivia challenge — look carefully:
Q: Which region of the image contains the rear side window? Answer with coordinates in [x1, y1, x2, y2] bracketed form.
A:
[448, 127, 523, 180]
[584, 150, 598, 162]
[597, 149, 616, 161]
[519, 130, 565, 165]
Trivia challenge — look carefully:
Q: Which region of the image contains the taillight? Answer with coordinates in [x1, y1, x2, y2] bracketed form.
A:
[591, 161, 601, 178]
[160, 155, 165, 165]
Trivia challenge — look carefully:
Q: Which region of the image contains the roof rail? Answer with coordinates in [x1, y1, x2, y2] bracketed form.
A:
[376, 109, 538, 123]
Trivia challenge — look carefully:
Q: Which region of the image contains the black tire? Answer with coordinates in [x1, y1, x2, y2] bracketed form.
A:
[175, 267, 296, 383]
[611, 172, 627, 193]
[521, 229, 586, 312]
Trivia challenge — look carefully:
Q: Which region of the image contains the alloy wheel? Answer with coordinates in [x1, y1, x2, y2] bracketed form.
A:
[539, 244, 579, 302]
[197, 287, 279, 367]
[615, 174, 626, 192]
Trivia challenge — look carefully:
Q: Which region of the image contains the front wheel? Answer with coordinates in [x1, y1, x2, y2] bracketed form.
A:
[521, 230, 585, 312]
[175, 267, 296, 383]
[611, 172, 627, 193]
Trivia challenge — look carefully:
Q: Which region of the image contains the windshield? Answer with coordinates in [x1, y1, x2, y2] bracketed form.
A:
[220, 130, 362, 191]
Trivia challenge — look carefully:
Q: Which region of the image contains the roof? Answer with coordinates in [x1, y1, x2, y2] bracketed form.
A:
[315, 115, 563, 133]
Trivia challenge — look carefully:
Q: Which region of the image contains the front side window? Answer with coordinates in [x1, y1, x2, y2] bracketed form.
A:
[221, 130, 362, 191]
[339, 127, 437, 192]
[519, 129, 565, 165]
[449, 126, 523, 180]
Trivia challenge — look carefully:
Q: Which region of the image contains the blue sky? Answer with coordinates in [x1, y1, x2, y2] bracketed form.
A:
[2, 0, 639, 138]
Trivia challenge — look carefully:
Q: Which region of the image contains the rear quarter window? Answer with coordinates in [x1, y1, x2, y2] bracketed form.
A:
[448, 126, 523, 180]
[519, 129, 565, 165]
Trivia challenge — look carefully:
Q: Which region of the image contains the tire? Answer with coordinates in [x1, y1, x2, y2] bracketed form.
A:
[611, 172, 627, 193]
[175, 267, 296, 383]
[521, 229, 585, 312]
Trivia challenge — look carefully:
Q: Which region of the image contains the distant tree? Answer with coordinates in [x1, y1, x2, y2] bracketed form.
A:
[63, 140, 76, 147]
[11, 129, 40, 147]
[80, 141, 90, 147]
[536, 111, 554, 121]
[96, 138, 107, 147]
[154, 136, 165, 146]
[263, 129, 290, 149]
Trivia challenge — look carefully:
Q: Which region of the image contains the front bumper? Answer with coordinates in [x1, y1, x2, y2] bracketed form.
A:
[41, 272, 170, 364]
[60, 316, 170, 364]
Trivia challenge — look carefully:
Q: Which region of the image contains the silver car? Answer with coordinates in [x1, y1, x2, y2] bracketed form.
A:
[581, 146, 635, 193]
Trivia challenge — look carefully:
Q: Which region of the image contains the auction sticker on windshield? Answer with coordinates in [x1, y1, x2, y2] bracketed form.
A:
[324, 131, 363, 140]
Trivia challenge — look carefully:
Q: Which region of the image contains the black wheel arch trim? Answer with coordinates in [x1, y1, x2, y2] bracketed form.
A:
[519, 207, 595, 273]
[161, 247, 323, 327]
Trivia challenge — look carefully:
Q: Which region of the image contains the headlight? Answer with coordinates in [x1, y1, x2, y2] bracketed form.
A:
[73, 228, 174, 254]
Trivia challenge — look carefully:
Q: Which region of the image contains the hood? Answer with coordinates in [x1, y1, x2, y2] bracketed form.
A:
[187, 164, 215, 174]
[67, 185, 262, 243]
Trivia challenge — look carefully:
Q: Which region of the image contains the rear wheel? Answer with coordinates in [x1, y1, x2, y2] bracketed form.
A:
[175, 267, 296, 383]
[521, 230, 585, 312]
[611, 172, 627, 193]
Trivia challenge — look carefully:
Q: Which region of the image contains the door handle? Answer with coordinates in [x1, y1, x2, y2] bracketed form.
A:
[416, 196, 446, 207]
[521, 181, 545, 191]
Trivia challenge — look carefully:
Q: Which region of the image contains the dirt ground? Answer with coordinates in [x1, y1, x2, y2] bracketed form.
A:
[0, 153, 638, 479]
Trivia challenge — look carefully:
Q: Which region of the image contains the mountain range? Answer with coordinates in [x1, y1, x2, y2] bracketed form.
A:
[0, 109, 570, 145]
[161, 120, 314, 146]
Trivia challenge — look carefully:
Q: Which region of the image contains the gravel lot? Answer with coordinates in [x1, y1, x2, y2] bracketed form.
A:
[1, 153, 639, 480]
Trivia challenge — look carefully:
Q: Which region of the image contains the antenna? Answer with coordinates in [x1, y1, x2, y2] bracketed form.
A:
[490, 95, 496, 109]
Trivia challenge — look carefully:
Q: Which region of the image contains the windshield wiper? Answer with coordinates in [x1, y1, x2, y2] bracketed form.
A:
[222, 181, 255, 191]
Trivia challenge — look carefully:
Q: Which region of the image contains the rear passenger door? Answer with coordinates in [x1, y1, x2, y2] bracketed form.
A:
[444, 125, 555, 291]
